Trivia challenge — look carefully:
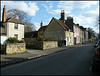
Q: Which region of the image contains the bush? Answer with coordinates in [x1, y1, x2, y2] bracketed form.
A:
[36, 36, 46, 41]
[7, 37, 19, 43]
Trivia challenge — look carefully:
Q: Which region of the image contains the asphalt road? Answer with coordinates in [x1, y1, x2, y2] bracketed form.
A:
[1, 43, 99, 75]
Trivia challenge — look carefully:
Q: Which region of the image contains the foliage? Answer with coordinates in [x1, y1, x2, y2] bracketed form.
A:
[7, 37, 19, 43]
[22, 38, 37, 43]
[36, 36, 46, 41]
[87, 27, 96, 39]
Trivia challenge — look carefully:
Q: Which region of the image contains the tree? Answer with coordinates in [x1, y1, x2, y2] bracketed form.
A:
[6, 9, 36, 32]
[87, 27, 96, 39]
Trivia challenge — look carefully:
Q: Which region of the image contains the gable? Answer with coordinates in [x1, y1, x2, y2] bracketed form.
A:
[45, 18, 65, 32]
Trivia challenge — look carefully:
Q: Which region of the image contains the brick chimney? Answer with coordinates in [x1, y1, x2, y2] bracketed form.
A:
[40, 21, 43, 27]
[67, 16, 73, 23]
[2, 5, 6, 22]
[61, 10, 65, 21]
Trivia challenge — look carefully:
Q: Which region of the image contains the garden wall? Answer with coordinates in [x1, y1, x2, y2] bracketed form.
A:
[6, 43, 26, 54]
[26, 41, 58, 50]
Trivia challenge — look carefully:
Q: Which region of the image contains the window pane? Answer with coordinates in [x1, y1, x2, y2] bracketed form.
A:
[14, 24, 18, 29]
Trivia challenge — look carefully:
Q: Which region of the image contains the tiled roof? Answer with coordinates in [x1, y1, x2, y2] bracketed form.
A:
[38, 26, 47, 32]
[25, 31, 38, 38]
[53, 17, 70, 31]
[6, 17, 25, 25]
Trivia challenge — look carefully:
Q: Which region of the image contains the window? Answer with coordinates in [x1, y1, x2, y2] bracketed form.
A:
[14, 23, 18, 29]
[14, 34, 18, 39]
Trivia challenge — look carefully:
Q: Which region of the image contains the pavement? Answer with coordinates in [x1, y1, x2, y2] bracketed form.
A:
[0, 43, 88, 68]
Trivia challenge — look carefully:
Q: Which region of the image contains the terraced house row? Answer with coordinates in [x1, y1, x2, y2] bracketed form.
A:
[0, 5, 88, 46]
[25, 10, 89, 46]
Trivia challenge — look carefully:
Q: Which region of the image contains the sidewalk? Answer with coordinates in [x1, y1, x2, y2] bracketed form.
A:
[0, 44, 84, 68]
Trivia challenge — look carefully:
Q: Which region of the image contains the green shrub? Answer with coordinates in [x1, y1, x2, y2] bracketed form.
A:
[36, 36, 46, 41]
[7, 37, 19, 43]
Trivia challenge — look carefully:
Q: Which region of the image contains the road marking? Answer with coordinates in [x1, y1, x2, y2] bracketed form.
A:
[89, 61, 93, 72]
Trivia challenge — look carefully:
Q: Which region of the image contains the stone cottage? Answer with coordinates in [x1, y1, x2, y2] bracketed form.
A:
[44, 10, 74, 46]
[0, 5, 25, 44]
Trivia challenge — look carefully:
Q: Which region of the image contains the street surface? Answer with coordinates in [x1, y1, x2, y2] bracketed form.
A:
[1, 42, 99, 75]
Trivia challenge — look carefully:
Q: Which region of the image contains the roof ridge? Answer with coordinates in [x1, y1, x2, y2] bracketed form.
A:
[6, 17, 25, 25]
[53, 17, 68, 31]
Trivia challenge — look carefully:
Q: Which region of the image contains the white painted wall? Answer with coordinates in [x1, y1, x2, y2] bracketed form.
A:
[0, 27, 5, 33]
[5, 22, 24, 40]
[0, 35, 8, 45]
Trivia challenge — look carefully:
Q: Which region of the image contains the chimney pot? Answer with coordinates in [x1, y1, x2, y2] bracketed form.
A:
[2, 5, 6, 22]
[61, 10, 65, 22]
[40, 21, 43, 27]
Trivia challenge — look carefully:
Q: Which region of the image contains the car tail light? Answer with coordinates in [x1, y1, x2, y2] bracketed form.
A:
[96, 49, 100, 56]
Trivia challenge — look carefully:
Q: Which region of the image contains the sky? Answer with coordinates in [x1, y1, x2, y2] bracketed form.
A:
[1, 1, 99, 33]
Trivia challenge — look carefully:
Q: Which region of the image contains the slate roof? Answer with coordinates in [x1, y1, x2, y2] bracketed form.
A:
[6, 17, 25, 25]
[80, 26, 86, 30]
[53, 17, 71, 31]
[25, 31, 38, 38]
[38, 26, 47, 32]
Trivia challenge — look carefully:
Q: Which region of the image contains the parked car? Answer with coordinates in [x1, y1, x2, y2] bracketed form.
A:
[92, 40, 100, 71]
[94, 40, 100, 47]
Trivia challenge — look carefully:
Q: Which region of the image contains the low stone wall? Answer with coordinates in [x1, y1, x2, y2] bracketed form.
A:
[26, 41, 58, 50]
[6, 43, 26, 55]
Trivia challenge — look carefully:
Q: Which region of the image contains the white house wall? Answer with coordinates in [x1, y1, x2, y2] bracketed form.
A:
[6, 22, 24, 40]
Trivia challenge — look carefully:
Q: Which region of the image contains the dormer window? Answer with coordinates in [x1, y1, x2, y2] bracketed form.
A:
[14, 23, 18, 29]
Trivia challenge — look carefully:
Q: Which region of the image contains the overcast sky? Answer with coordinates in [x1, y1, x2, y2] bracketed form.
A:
[1, 1, 99, 33]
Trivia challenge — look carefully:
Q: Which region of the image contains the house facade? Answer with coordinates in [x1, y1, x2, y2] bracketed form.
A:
[65, 17, 80, 44]
[0, 5, 25, 44]
[44, 10, 74, 46]
[73, 24, 80, 44]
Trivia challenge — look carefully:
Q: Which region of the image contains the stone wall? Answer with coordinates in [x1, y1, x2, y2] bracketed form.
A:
[6, 43, 26, 54]
[43, 41, 58, 50]
[44, 18, 66, 41]
[26, 41, 58, 50]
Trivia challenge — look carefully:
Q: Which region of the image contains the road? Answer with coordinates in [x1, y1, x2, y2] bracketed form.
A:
[1, 42, 99, 75]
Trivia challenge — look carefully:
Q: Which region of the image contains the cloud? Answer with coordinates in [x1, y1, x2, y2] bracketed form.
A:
[73, 1, 98, 9]
[1, 1, 39, 16]
[43, 1, 98, 15]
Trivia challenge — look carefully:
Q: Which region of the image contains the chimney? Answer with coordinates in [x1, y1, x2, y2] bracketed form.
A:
[40, 21, 43, 27]
[2, 5, 6, 22]
[67, 16, 73, 23]
[61, 10, 65, 21]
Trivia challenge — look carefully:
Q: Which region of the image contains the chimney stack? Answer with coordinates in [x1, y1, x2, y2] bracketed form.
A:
[67, 16, 73, 23]
[61, 10, 65, 21]
[40, 21, 43, 27]
[2, 5, 6, 22]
